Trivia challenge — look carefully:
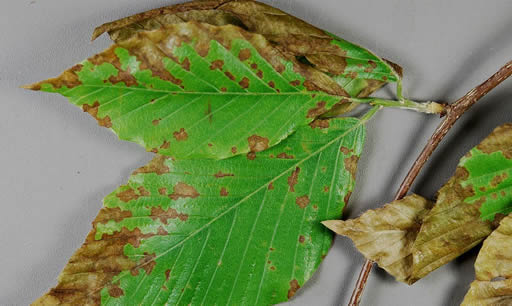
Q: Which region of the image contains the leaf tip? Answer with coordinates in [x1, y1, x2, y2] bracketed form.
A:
[321, 220, 342, 232]
[20, 82, 40, 91]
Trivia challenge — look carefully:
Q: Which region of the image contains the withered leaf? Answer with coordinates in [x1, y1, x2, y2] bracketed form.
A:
[323, 194, 433, 283]
[33, 118, 366, 305]
[324, 123, 512, 284]
[462, 214, 512, 305]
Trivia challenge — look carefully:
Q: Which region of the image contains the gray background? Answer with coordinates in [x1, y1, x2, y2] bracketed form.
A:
[1, 0, 512, 305]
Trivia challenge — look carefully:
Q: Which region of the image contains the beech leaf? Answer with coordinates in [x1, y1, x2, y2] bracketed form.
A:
[324, 123, 512, 284]
[33, 117, 365, 305]
[462, 214, 512, 305]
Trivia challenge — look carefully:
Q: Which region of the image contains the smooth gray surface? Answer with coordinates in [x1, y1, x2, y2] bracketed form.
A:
[1, 0, 511, 305]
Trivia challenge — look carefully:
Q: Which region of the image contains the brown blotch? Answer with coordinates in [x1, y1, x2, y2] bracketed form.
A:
[160, 140, 170, 149]
[220, 187, 229, 197]
[344, 155, 359, 180]
[290, 80, 301, 86]
[277, 152, 294, 159]
[299, 235, 305, 243]
[309, 119, 330, 129]
[296, 195, 310, 208]
[137, 186, 150, 197]
[173, 128, 188, 141]
[181, 58, 190, 71]
[247, 152, 256, 160]
[306, 101, 327, 118]
[231, 146, 237, 154]
[214, 171, 235, 178]
[108, 284, 124, 298]
[82, 102, 113, 128]
[169, 182, 200, 201]
[116, 188, 139, 203]
[133, 155, 170, 175]
[238, 48, 251, 61]
[268, 182, 274, 190]
[209, 59, 224, 70]
[257, 70, 263, 78]
[251, 63, 258, 69]
[268, 81, 276, 88]
[239, 77, 250, 89]
[140, 253, 157, 275]
[248, 135, 269, 153]
[288, 279, 301, 299]
[491, 173, 508, 187]
[152, 119, 160, 126]
[340, 147, 352, 154]
[224, 71, 235, 81]
[151, 207, 188, 224]
[288, 167, 301, 192]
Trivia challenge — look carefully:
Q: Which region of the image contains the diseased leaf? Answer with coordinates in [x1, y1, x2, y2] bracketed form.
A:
[33, 118, 365, 305]
[462, 214, 512, 306]
[92, 0, 401, 99]
[28, 22, 354, 159]
[322, 194, 433, 283]
[458, 123, 512, 221]
[324, 123, 512, 283]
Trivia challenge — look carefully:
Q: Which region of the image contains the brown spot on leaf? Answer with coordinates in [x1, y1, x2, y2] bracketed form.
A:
[133, 155, 170, 175]
[221, 87, 227, 92]
[348, 71, 358, 79]
[150, 148, 159, 153]
[296, 195, 310, 208]
[299, 235, 305, 243]
[270, 266, 276, 271]
[173, 128, 188, 141]
[140, 253, 156, 275]
[220, 187, 229, 197]
[277, 152, 294, 159]
[209, 59, 224, 70]
[152, 119, 160, 126]
[231, 146, 237, 154]
[157, 226, 168, 236]
[214, 171, 234, 178]
[116, 188, 139, 203]
[158, 187, 167, 196]
[181, 58, 190, 71]
[268, 182, 274, 190]
[340, 147, 352, 154]
[290, 80, 301, 86]
[239, 77, 250, 89]
[323, 186, 329, 193]
[307, 101, 327, 118]
[169, 182, 199, 200]
[151, 207, 188, 224]
[160, 141, 170, 149]
[165, 269, 171, 281]
[238, 48, 251, 61]
[137, 186, 150, 197]
[268, 81, 275, 88]
[251, 63, 258, 69]
[247, 152, 256, 160]
[248, 135, 269, 152]
[491, 173, 508, 187]
[309, 119, 330, 129]
[344, 156, 359, 180]
[224, 71, 235, 81]
[108, 284, 124, 298]
[288, 279, 301, 299]
[256, 70, 263, 78]
[82, 101, 113, 128]
[288, 167, 301, 192]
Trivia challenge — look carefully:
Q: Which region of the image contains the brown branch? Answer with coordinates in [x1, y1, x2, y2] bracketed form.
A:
[348, 60, 512, 306]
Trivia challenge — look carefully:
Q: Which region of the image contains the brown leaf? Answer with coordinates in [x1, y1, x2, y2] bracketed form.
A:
[462, 214, 512, 305]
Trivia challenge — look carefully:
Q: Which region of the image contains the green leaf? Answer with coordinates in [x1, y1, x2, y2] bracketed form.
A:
[33, 117, 365, 305]
[458, 123, 512, 221]
[462, 214, 512, 305]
